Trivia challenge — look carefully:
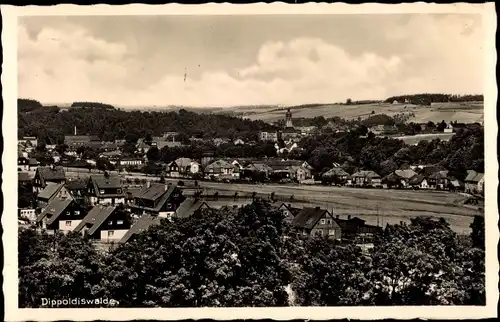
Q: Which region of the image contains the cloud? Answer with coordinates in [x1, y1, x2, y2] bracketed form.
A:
[18, 15, 484, 108]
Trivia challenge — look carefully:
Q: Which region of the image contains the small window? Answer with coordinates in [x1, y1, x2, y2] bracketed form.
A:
[117, 220, 124, 225]
[329, 229, 336, 236]
[100, 190, 105, 195]
[320, 219, 325, 225]
[108, 231, 114, 237]
[108, 220, 113, 225]
[75, 210, 80, 216]
[327, 220, 331, 225]
[117, 189, 122, 194]
[316, 230, 323, 236]
[65, 221, 71, 226]
[302, 230, 307, 236]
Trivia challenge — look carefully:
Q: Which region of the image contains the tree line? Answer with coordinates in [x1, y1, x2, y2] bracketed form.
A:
[291, 125, 483, 181]
[384, 94, 483, 105]
[18, 99, 277, 144]
[19, 200, 485, 307]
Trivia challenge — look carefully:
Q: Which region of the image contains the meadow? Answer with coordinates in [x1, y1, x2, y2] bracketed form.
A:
[239, 102, 484, 124]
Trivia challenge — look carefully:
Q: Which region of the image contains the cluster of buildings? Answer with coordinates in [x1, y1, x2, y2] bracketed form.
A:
[321, 165, 485, 194]
[18, 165, 381, 246]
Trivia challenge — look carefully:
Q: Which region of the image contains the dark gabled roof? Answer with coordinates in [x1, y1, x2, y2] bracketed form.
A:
[174, 198, 209, 219]
[29, 158, 39, 166]
[135, 183, 170, 201]
[119, 214, 162, 243]
[18, 172, 31, 182]
[129, 183, 178, 212]
[465, 170, 484, 183]
[322, 167, 349, 178]
[382, 172, 400, 184]
[336, 217, 367, 228]
[37, 166, 65, 181]
[37, 182, 66, 200]
[73, 205, 116, 235]
[36, 198, 73, 224]
[409, 174, 427, 185]
[351, 170, 381, 179]
[429, 170, 449, 180]
[65, 178, 88, 190]
[275, 203, 302, 216]
[90, 175, 122, 189]
[292, 207, 334, 230]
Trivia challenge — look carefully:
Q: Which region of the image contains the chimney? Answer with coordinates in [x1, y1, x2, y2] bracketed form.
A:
[74, 126, 77, 136]
[146, 181, 151, 188]
[348, 215, 351, 219]
[288, 203, 291, 208]
[315, 206, 320, 210]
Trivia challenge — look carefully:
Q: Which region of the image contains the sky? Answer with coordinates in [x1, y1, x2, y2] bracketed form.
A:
[18, 14, 484, 108]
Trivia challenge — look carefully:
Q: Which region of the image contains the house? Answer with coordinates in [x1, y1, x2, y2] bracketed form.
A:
[28, 158, 40, 170]
[166, 161, 180, 177]
[291, 206, 341, 240]
[36, 198, 85, 234]
[428, 170, 450, 190]
[86, 174, 125, 206]
[351, 171, 382, 187]
[129, 182, 185, 218]
[322, 168, 350, 185]
[243, 163, 274, 179]
[19, 208, 37, 222]
[408, 174, 429, 190]
[64, 135, 102, 150]
[74, 205, 131, 242]
[65, 178, 88, 204]
[136, 141, 151, 153]
[175, 158, 200, 175]
[274, 203, 301, 223]
[275, 140, 299, 154]
[36, 182, 72, 211]
[233, 138, 245, 145]
[19, 136, 38, 148]
[204, 160, 240, 180]
[335, 215, 382, 241]
[369, 124, 398, 136]
[18, 151, 29, 170]
[119, 158, 143, 167]
[152, 136, 182, 149]
[173, 198, 210, 219]
[46, 144, 57, 151]
[118, 214, 162, 244]
[260, 131, 279, 142]
[280, 127, 301, 141]
[448, 178, 465, 192]
[464, 170, 485, 194]
[444, 122, 454, 133]
[33, 166, 66, 193]
[51, 151, 61, 163]
[392, 169, 418, 188]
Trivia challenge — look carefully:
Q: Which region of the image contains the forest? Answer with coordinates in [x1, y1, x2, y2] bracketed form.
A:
[18, 99, 277, 144]
[19, 200, 485, 307]
[384, 94, 483, 105]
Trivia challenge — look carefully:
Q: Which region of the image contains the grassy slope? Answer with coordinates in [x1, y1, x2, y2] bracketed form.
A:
[241, 102, 484, 124]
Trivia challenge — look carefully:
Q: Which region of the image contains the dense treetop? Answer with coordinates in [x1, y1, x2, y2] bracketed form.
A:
[384, 94, 483, 105]
[18, 99, 276, 143]
[19, 200, 485, 307]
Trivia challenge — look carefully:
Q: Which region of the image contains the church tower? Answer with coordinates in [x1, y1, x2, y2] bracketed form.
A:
[285, 109, 293, 128]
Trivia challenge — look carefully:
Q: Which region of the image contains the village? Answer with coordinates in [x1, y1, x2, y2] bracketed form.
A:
[17, 108, 485, 250]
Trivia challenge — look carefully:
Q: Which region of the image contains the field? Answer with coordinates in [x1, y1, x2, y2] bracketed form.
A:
[394, 133, 456, 145]
[239, 102, 484, 124]
[196, 182, 481, 234]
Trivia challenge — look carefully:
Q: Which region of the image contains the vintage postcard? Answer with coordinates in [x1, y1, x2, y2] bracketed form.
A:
[2, 3, 498, 321]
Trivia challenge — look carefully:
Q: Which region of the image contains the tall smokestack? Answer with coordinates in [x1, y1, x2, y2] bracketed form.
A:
[74, 126, 77, 136]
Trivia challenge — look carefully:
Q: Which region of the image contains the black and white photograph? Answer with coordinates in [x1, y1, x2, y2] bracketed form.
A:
[2, 3, 498, 321]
